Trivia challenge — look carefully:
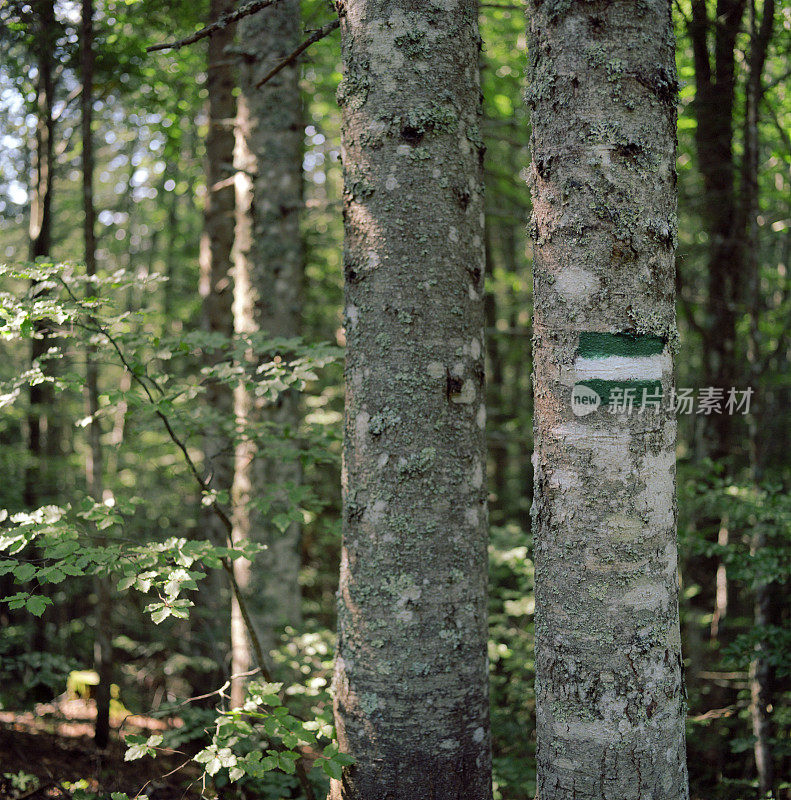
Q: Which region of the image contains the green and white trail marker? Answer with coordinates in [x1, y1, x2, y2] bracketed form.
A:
[571, 332, 667, 415]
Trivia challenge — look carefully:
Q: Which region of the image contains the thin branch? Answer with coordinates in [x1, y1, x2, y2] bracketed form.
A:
[255, 18, 340, 89]
[53, 85, 82, 123]
[170, 669, 261, 708]
[146, 0, 282, 53]
[760, 93, 791, 156]
[760, 65, 791, 97]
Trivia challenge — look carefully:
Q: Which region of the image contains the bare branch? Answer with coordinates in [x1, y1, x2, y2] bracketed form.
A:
[255, 18, 340, 89]
[146, 0, 282, 53]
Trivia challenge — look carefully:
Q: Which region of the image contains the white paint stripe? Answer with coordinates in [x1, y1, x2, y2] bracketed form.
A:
[573, 353, 669, 381]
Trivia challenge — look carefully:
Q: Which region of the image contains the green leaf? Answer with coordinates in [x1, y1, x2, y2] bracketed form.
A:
[322, 758, 343, 780]
[151, 606, 171, 624]
[194, 747, 215, 764]
[41, 566, 66, 584]
[272, 513, 292, 533]
[277, 752, 298, 774]
[124, 734, 162, 761]
[13, 562, 36, 582]
[117, 575, 136, 591]
[125, 744, 149, 761]
[26, 595, 51, 616]
[260, 755, 277, 771]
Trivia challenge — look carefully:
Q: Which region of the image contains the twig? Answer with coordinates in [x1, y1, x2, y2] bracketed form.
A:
[175, 669, 261, 707]
[146, 0, 282, 52]
[689, 704, 738, 722]
[255, 18, 340, 88]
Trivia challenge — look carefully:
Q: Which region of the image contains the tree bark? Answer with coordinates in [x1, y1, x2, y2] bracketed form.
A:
[230, 0, 304, 708]
[24, 0, 58, 674]
[80, 0, 112, 749]
[330, 3, 491, 798]
[197, 0, 237, 697]
[200, 0, 237, 544]
[25, 0, 57, 510]
[687, 0, 747, 461]
[527, 2, 688, 798]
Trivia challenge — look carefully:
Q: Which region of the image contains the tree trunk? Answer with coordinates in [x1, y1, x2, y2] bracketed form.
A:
[230, 0, 304, 708]
[200, 0, 237, 542]
[687, 0, 747, 461]
[27, 0, 55, 266]
[24, 0, 58, 674]
[742, 1, 776, 794]
[26, 0, 57, 510]
[527, 2, 688, 798]
[197, 0, 237, 697]
[80, 0, 112, 749]
[330, 2, 491, 797]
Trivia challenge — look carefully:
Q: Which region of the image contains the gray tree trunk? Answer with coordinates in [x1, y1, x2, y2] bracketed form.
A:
[330, 2, 492, 798]
[526, 2, 689, 798]
[80, 0, 113, 749]
[197, 0, 237, 696]
[200, 0, 237, 548]
[230, 0, 304, 708]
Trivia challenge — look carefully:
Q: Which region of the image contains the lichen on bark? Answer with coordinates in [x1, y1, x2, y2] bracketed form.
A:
[331, 1, 492, 798]
[526, 1, 689, 798]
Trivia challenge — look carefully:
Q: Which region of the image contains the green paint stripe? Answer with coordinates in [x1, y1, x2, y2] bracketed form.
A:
[578, 379, 663, 405]
[577, 332, 666, 359]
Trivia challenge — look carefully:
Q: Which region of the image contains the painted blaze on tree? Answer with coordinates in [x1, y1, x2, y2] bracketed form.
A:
[331, 1, 492, 798]
[527, 0, 689, 798]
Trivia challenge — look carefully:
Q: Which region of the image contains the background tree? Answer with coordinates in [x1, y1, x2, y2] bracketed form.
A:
[79, 0, 115, 749]
[229, 0, 306, 708]
[198, 0, 237, 694]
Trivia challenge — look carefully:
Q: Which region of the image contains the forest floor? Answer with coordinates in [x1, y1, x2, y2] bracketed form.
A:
[0, 699, 201, 800]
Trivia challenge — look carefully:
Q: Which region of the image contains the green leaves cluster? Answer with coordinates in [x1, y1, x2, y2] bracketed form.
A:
[0, 498, 264, 624]
[124, 678, 353, 787]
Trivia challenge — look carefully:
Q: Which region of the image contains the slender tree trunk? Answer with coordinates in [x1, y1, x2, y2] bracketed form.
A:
[710, 516, 729, 640]
[687, 0, 747, 461]
[330, 3, 491, 797]
[197, 0, 237, 696]
[80, 0, 112, 749]
[25, 0, 58, 671]
[230, 0, 304, 708]
[200, 0, 237, 541]
[27, 0, 55, 266]
[484, 231, 507, 520]
[527, 2, 688, 798]
[26, 0, 57, 510]
[162, 160, 180, 320]
[742, 1, 776, 793]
